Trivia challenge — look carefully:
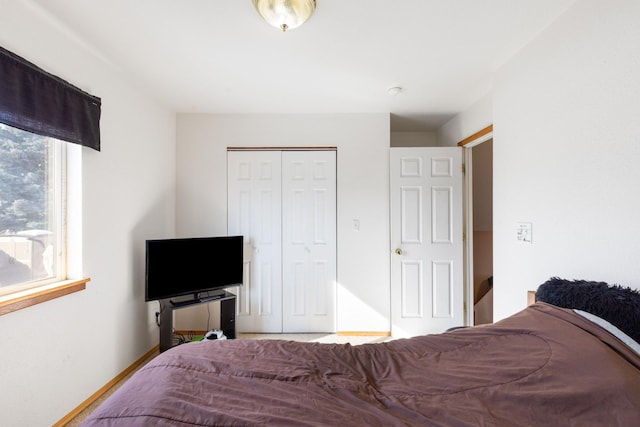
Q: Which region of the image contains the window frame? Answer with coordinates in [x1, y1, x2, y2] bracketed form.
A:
[0, 278, 90, 316]
[0, 128, 87, 316]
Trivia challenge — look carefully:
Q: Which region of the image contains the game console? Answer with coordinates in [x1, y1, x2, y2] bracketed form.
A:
[204, 329, 227, 340]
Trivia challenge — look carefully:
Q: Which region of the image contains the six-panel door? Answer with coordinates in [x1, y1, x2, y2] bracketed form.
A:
[227, 150, 337, 333]
[227, 151, 283, 333]
[390, 147, 464, 337]
[281, 151, 337, 333]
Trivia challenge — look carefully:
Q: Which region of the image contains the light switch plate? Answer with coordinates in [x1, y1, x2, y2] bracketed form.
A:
[517, 222, 532, 243]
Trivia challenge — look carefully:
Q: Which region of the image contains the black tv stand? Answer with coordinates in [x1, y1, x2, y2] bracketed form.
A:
[169, 290, 231, 307]
[158, 291, 236, 352]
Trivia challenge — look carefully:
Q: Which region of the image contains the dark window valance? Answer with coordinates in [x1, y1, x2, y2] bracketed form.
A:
[0, 46, 101, 151]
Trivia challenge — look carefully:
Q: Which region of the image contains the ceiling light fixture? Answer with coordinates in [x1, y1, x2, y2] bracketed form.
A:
[252, 0, 317, 32]
[387, 86, 403, 96]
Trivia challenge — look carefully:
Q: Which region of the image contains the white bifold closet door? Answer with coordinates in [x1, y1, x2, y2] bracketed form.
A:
[227, 151, 283, 333]
[281, 151, 337, 333]
[227, 150, 336, 333]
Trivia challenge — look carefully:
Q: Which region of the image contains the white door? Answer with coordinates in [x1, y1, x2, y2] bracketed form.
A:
[281, 151, 337, 332]
[228, 150, 337, 333]
[227, 151, 283, 333]
[390, 147, 464, 337]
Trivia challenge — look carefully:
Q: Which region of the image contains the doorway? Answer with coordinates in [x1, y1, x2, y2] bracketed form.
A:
[460, 126, 494, 325]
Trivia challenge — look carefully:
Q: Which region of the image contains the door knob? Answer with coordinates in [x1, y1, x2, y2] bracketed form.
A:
[395, 248, 403, 255]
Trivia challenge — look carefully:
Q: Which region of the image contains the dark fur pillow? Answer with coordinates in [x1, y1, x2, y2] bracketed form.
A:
[536, 277, 640, 344]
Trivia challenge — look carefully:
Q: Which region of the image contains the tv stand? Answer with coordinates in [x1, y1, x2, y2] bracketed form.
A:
[158, 291, 236, 352]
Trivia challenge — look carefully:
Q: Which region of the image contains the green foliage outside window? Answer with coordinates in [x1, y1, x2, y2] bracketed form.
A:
[0, 123, 48, 234]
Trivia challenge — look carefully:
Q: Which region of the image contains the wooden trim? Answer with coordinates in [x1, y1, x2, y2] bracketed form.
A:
[0, 278, 90, 316]
[457, 124, 493, 146]
[227, 146, 337, 151]
[54, 345, 160, 426]
[337, 331, 391, 337]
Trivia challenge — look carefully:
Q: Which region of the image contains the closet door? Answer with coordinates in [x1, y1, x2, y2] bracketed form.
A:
[281, 151, 337, 333]
[227, 151, 283, 333]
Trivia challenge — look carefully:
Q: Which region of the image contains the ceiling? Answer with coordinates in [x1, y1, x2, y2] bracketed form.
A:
[26, 0, 575, 131]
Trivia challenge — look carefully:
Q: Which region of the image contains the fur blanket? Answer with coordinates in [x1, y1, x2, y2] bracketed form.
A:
[536, 277, 640, 343]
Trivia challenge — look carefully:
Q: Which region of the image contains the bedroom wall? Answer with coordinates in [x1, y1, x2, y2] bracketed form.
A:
[445, 0, 640, 321]
[174, 114, 391, 333]
[492, 0, 640, 319]
[437, 93, 492, 147]
[390, 131, 437, 147]
[0, 2, 176, 426]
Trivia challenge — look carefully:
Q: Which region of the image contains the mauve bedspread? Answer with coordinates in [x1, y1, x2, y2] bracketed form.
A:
[81, 303, 640, 426]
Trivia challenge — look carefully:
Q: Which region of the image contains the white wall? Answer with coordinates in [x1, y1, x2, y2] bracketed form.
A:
[447, 0, 640, 320]
[0, 2, 175, 426]
[175, 114, 391, 333]
[390, 131, 437, 147]
[438, 93, 492, 147]
[492, 0, 640, 319]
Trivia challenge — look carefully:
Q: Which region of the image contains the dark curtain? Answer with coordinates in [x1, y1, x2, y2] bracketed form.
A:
[0, 46, 101, 151]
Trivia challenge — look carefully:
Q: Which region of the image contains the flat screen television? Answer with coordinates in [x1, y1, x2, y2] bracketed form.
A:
[145, 236, 243, 303]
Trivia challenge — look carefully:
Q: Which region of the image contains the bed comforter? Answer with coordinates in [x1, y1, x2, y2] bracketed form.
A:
[81, 303, 640, 426]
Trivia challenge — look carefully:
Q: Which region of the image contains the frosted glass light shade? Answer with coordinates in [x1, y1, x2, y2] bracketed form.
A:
[252, 0, 316, 32]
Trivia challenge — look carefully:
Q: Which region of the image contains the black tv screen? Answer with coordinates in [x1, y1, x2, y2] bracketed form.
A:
[145, 236, 243, 302]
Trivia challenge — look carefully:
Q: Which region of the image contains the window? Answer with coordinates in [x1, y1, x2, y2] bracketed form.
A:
[0, 123, 66, 296]
[0, 46, 99, 312]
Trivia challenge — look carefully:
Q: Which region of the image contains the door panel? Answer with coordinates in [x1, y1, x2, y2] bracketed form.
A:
[401, 260, 423, 317]
[282, 151, 336, 333]
[227, 151, 283, 333]
[432, 260, 454, 317]
[391, 147, 463, 337]
[228, 150, 336, 333]
[401, 186, 422, 243]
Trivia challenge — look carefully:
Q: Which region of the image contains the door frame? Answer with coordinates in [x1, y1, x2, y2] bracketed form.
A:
[457, 125, 493, 326]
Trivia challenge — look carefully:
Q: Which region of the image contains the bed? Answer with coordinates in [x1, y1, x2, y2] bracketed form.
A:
[81, 279, 640, 426]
